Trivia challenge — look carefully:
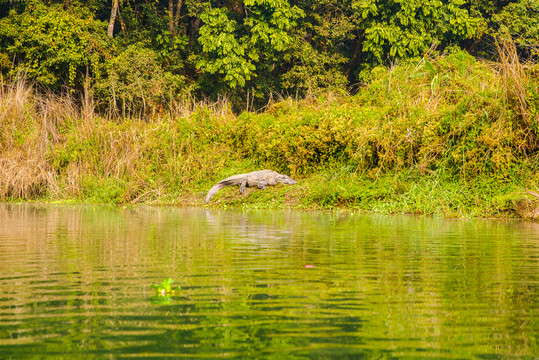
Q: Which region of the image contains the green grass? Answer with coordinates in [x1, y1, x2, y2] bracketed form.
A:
[1, 51, 539, 219]
[201, 166, 529, 219]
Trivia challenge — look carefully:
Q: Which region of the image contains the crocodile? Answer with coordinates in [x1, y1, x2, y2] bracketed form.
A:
[205, 170, 297, 204]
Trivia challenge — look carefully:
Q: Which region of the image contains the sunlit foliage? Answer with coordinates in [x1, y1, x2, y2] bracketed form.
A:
[0, 0, 537, 106]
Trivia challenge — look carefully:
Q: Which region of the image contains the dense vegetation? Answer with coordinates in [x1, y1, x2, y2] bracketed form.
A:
[1, 47, 539, 218]
[1, 0, 539, 218]
[0, 0, 538, 110]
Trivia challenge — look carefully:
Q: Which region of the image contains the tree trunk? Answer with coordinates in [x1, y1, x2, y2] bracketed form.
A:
[347, 32, 364, 83]
[168, 0, 174, 37]
[107, 0, 119, 38]
[117, 2, 126, 32]
[173, 0, 184, 36]
[189, 17, 201, 39]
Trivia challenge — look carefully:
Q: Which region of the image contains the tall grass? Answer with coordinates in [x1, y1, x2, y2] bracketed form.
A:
[0, 75, 240, 203]
[497, 40, 532, 123]
[0, 78, 54, 199]
[1, 48, 538, 218]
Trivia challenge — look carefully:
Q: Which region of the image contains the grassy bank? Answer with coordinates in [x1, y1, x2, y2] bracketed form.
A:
[1, 50, 539, 219]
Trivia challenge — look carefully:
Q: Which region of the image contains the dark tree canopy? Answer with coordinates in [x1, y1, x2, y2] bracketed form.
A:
[0, 0, 537, 111]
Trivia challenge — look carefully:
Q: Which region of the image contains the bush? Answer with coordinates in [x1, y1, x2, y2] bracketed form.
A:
[228, 51, 538, 180]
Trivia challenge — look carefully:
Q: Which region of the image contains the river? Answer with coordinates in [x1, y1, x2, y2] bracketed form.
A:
[0, 204, 537, 358]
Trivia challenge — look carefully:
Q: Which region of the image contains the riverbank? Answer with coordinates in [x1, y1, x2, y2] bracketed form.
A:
[1, 51, 538, 219]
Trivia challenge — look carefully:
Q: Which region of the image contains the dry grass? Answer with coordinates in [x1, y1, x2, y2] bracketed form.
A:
[0, 77, 33, 149]
[167, 94, 233, 119]
[0, 78, 51, 199]
[0, 155, 54, 200]
[0, 77, 82, 199]
[516, 198, 539, 220]
[496, 39, 536, 126]
[0, 77, 238, 201]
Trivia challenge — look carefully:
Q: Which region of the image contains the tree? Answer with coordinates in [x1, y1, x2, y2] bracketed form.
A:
[0, 1, 110, 90]
[108, 0, 119, 38]
[168, 0, 185, 37]
[196, 0, 304, 90]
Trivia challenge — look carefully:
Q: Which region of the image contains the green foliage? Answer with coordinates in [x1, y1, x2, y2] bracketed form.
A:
[300, 168, 524, 217]
[493, 0, 539, 59]
[278, 0, 360, 93]
[196, 0, 303, 90]
[231, 110, 355, 175]
[244, 0, 304, 53]
[80, 175, 127, 203]
[0, 0, 110, 90]
[358, 0, 486, 63]
[155, 31, 189, 73]
[226, 51, 535, 184]
[281, 40, 349, 93]
[197, 8, 256, 89]
[151, 278, 181, 293]
[1, 0, 537, 107]
[94, 44, 189, 117]
[150, 278, 181, 304]
[2, 51, 539, 218]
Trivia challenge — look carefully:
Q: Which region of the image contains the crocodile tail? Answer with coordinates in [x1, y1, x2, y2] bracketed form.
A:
[204, 174, 246, 204]
[205, 183, 228, 204]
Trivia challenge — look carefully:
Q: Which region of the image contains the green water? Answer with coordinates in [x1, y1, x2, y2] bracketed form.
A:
[0, 204, 537, 359]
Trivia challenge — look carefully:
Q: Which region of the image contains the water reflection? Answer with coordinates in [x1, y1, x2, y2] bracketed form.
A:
[0, 204, 537, 358]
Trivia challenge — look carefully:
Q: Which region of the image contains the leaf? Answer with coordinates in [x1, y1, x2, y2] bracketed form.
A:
[151, 278, 179, 293]
[424, 59, 436, 74]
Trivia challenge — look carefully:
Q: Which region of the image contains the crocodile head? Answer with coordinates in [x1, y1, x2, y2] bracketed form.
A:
[276, 174, 297, 185]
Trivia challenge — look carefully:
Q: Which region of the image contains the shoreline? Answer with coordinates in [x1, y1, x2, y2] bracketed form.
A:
[1, 52, 538, 220]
